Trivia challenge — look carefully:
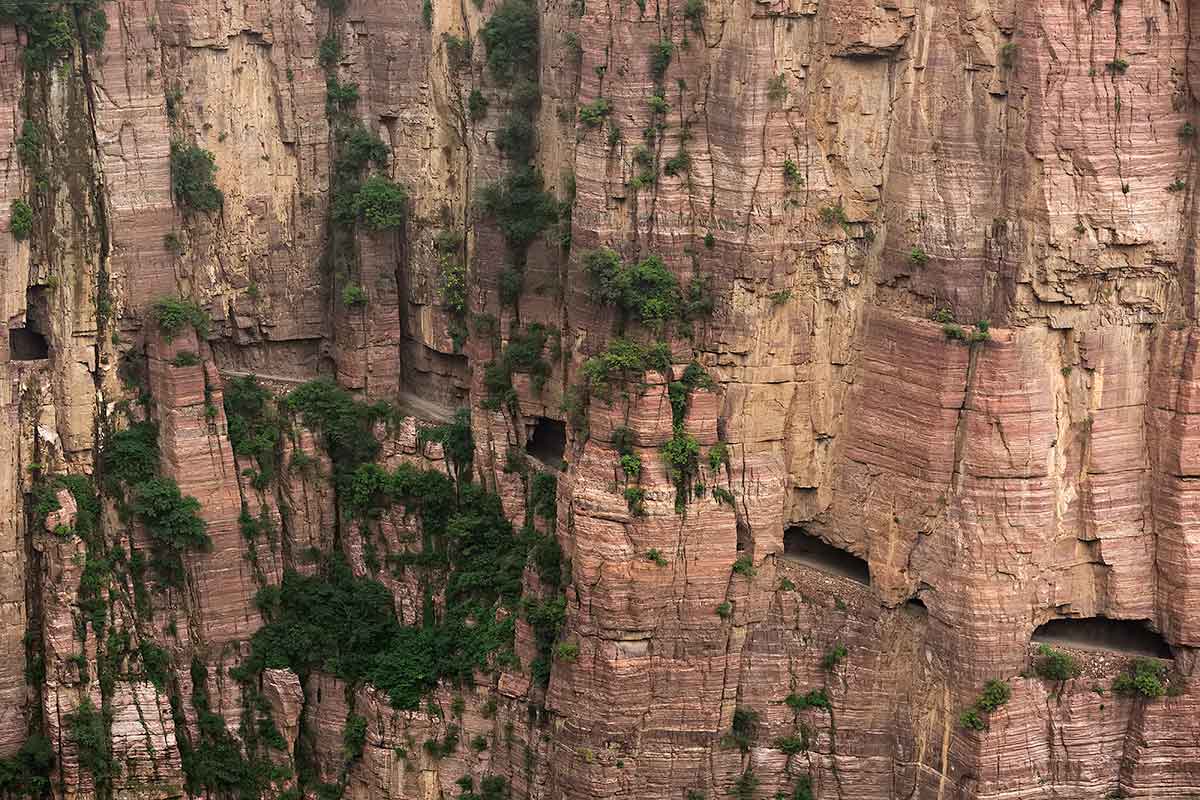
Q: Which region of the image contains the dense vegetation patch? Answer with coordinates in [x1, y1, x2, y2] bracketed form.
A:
[149, 296, 210, 342]
[224, 376, 282, 488]
[1112, 657, 1169, 699]
[0, 0, 107, 69]
[170, 143, 224, 212]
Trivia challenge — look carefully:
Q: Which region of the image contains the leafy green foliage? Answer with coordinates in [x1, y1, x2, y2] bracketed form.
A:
[483, 324, 554, 411]
[66, 698, 117, 793]
[976, 679, 1011, 711]
[468, 89, 489, 121]
[418, 409, 475, 488]
[0, 0, 107, 69]
[150, 296, 210, 341]
[100, 422, 160, 492]
[822, 643, 848, 671]
[10, 199, 32, 240]
[170, 142, 224, 212]
[1112, 658, 1168, 698]
[0, 735, 53, 798]
[179, 658, 283, 800]
[1034, 644, 1078, 681]
[662, 429, 700, 511]
[224, 376, 282, 488]
[774, 734, 805, 755]
[578, 98, 611, 127]
[581, 338, 671, 400]
[785, 688, 830, 711]
[958, 709, 984, 731]
[341, 284, 368, 308]
[131, 478, 211, 587]
[584, 248, 713, 333]
[284, 378, 393, 481]
[480, 0, 539, 83]
[649, 40, 673, 80]
[723, 707, 758, 752]
[731, 555, 756, 577]
[351, 176, 407, 230]
[477, 166, 558, 253]
[343, 714, 367, 761]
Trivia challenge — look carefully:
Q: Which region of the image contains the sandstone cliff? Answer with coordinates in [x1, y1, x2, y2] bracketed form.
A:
[2, 1, 1200, 799]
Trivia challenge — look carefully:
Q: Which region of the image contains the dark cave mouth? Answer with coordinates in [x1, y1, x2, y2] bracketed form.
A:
[526, 416, 566, 468]
[782, 527, 870, 585]
[1031, 617, 1172, 659]
[9, 328, 48, 361]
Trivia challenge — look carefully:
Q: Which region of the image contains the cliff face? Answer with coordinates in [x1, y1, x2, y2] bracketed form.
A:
[2, 1, 1200, 799]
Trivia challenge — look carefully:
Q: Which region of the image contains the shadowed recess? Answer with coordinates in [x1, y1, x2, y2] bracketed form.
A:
[526, 416, 566, 466]
[783, 527, 870, 585]
[1032, 617, 1173, 659]
[9, 328, 48, 361]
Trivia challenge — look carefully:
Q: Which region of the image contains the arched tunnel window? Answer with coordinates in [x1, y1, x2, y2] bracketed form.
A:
[782, 527, 870, 585]
[9, 328, 48, 361]
[526, 416, 566, 467]
[1031, 617, 1172, 659]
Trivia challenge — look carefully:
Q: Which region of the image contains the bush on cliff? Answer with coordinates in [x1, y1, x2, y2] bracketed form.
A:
[1034, 644, 1078, 681]
[1112, 658, 1168, 699]
[224, 375, 282, 486]
[480, 0, 538, 83]
[170, 142, 224, 212]
[149, 295, 211, 342]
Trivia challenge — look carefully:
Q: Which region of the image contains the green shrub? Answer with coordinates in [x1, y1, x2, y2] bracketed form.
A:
[0, 734, 54, 798]
[731, 555, 755, 577]
[774, 734, 805, 755]
[958, 709, 985, 731]
[707, 442, 728, 470]
[649, 40, 673, 80]
[819, 204, 847, 226]
[477, 167, 558, 252]
[909, 246, 929, 266]
[822, 643, 847, 671]
[66, 698, 117, 792]
[645, 548, 668, 567]
[683, 0, 704, 30]
[150, 296, 210, 341]
[1112, 658, 1168, 699]
[171, 351, 201, 367]
[730, 769, 758, 800]
[353, 175, 408, 230]
[578, 98, 611, 127]
[976, 679, 1011, 711]
[170, 142, 223, 212]
[999, 42, 1016, 67]
[662, 429, 700, 510]
[782, 158, 801, 184]
[723, 707, 758, 752]
[1180, 122, 1196, 139]
[131, 477, 210, 586]
[623, 487, 646, 516]
[468, 89, 489, 121]
[480, 0, 539, 83]
[785, 688, 830, 711]
[553, 642, 578, 662]
[715, 601, 731, 618]
[1106, 58, 1128, 73]
[648, 93, 669, 115]
[318, 33, 341, 67]
[711, 486, 734, 506]
[1034, 644, 1078, 681]
[581, 338, 671, 399]
[224, 376, 282, 487]
[342, 283, 368, 307]
[343, 713, 367, 761]
[619, 453, 642, 478]
[10, 199, 33, 240]
[664, 151, 691, 176]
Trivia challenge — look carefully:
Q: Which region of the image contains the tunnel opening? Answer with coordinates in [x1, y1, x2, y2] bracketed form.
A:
[9, 328, 48, 361]
[526, 416, 566, 467]
[782, 527, 870, 585]
[1031, 617, 1172, 659]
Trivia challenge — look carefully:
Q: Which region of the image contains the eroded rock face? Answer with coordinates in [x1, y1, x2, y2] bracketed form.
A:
[0, 1, 1198, 799]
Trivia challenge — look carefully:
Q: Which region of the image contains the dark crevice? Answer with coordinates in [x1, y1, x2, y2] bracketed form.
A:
[782, 527, 870, 585]
[1032, 617, 1173, 659]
